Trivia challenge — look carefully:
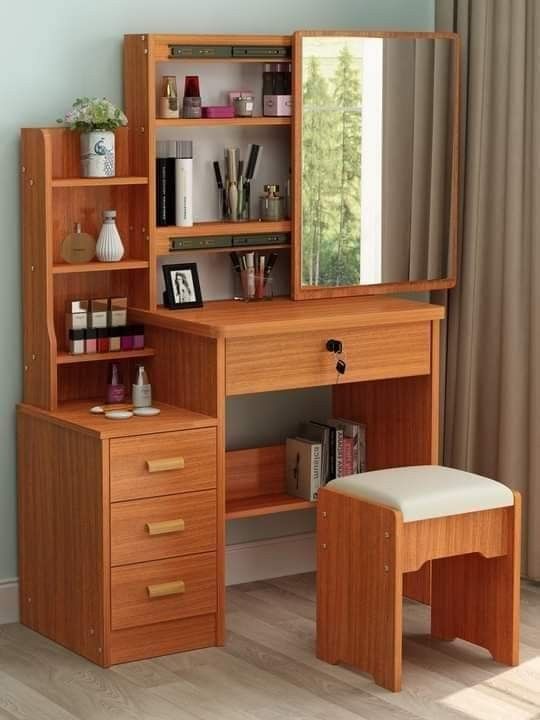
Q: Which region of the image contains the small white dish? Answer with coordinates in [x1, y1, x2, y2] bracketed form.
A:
[133, 407, 161, 417]
[90, 406, 105, 414]
[105, 410, 134, 420]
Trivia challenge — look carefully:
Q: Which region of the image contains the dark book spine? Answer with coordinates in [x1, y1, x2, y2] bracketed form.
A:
[156, 158, 168, 226]
[165, 157, 176, 225]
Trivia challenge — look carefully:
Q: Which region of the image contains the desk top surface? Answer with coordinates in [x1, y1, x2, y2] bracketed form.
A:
[130, 296, 445, 339]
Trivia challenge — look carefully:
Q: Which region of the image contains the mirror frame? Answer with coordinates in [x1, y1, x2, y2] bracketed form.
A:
[291, 30, 460, 300]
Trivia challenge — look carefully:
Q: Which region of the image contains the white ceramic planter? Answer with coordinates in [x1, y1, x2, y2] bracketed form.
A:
[80, 130, 115, 177]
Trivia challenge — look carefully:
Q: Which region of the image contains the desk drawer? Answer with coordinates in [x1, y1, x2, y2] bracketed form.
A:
[111, 552, 216, 630]
[111, 491, 216, 566]
[110, 428, 216, 502]
[226, 322, 431, 395]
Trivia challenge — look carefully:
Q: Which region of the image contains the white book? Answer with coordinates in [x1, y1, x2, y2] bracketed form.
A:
[286, 437, 322, 501]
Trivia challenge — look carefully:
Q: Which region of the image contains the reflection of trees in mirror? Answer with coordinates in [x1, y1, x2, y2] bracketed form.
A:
[302, 45, 362, 287]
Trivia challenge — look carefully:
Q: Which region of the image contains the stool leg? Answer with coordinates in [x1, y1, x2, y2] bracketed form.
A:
[431, 495, 521, 665]
[317, 488, 404, 691]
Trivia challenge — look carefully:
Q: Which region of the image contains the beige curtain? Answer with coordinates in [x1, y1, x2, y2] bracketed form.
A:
[382, 39, 453, 282]
[436, 0, 540, 579]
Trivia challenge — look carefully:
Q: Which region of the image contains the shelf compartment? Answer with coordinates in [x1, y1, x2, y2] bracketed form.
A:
[155, 117, 291, 128]
[225, 444, 314, 519]
[226, 493, 315, 520]
[52, 260, 150, 274]
[52, 177, 148, 188]
[57, 348, 155, 365]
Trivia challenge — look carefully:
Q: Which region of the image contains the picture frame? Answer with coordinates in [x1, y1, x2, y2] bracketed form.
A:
[162, 263, 203, 309]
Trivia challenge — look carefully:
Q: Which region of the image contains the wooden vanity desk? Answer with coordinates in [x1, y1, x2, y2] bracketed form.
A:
[131, 294, 445, 642]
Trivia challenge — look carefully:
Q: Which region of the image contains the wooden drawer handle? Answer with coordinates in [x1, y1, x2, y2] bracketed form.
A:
[145, 518, 185, 536]
[146, 457, 185, 473]
[147, 580, 185, 599]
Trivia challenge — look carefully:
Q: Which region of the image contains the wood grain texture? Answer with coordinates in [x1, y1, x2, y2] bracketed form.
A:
[111, 552, 217, 630]
[226, 493, 315, 519]
[317, 487, 404, 692]
[110, 428, 217, 502]
[130, 295, 445, 339]
[402, 506, 512, 573]
[291, 31, 459, 300]
[145, 327, 220, 417]
[431, 493, 521, 666]
[21, 129, 57, 409]
[111, 490, 216, 566]
[226, 322, 431, 395]
[17, 408, 108, 666]
[226, 445, 286, 500]
[18, 400, 217, 439]
[110, 614, 217, 665]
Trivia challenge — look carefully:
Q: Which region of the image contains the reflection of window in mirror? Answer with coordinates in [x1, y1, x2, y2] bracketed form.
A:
[301, 36, 383, 288]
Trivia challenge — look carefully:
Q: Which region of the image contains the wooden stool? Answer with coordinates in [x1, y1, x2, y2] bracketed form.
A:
[316, 465, 521, 692]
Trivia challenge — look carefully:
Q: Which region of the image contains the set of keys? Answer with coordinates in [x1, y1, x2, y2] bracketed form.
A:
[326, 339, 347, 378]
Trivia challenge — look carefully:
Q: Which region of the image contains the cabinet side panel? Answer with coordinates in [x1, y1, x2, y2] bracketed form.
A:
[21, 129, 56, 409]
[17, 409, 107, 665]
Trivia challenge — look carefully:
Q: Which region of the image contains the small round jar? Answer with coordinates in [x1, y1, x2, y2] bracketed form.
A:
[233, 95, 254, 117]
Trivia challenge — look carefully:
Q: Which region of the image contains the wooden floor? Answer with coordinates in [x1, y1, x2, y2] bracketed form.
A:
[1, 574, 540, 720]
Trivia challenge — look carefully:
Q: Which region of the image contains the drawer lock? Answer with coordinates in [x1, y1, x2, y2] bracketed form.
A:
[147, 580, 186, 599]
[145, 518, 185, 536]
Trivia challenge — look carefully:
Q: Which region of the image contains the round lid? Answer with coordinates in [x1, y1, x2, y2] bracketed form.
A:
[103, 210, 117, 219]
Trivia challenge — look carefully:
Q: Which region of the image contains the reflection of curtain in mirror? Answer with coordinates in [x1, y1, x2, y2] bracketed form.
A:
[382, 39, 452, 282]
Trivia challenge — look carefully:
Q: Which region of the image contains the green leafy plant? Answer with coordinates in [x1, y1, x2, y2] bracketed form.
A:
[57, 97, 128, 131]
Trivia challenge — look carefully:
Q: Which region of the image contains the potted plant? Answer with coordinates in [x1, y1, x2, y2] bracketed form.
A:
[58, 97, 128, 178]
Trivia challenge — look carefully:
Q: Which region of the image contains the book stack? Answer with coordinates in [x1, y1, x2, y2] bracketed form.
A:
[286, 418, 366, 502]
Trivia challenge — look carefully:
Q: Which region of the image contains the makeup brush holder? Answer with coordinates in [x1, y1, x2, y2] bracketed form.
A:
[235, 272, 273, 301]
[221, 180, 251, 221]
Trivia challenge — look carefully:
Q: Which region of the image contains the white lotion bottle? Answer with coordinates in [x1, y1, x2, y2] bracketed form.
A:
[175, 140, 193, 227]
[132, 365, 152, 408]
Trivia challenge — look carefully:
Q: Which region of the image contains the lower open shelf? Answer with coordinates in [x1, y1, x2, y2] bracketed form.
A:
[225, 493, 315, 520]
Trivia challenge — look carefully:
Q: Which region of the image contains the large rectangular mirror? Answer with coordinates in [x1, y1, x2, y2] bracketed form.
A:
[292, 31, 459, 299]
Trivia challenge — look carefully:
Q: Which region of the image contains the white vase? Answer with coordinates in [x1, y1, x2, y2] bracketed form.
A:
[96, 210, 124, 262]
[80, 130, 115, 177]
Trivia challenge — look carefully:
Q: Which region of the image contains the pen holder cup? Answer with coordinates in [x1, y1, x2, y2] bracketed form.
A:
[220, 181, 251, 221]
[236, 272, 273, 301]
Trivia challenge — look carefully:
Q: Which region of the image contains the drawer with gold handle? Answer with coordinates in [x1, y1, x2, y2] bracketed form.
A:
[111, 490, 216, 566]
[147, 580, 185, 599]
[110, 428, 216, 502]
[146, 457, 185, 473]
[111, 552, 216, 630]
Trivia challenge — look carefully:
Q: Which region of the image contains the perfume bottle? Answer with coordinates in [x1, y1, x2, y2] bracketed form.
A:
[182, 75, 202, 119]
[132, 365, 152, 408]
[96, 210, 124, 262]
[60, 223, 96, 264]
[106, 363, 125, 404]
[159, 75, 179, 119]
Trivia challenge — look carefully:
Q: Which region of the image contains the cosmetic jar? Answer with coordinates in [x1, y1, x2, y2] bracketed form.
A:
[89, 298, 108, 329]
[96, 328, 109, 353]
[108, 297, 127, 327]
[120, 326, 134, 351]
[260, 184, 284, 221]
[69, 329, 85, 355]
[233, 95, 254, 117]
[132, 325, 145, 350]
[84, 328, 97, 354]
[108, 327, 121, 352]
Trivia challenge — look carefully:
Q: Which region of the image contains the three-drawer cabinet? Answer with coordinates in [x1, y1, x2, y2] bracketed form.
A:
[17, 402, 220, 666]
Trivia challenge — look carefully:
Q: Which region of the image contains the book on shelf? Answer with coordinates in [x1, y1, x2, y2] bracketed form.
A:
[299, 421, 330, 485]
[285, 437, 321, 502]
[332, 417, 367, 475]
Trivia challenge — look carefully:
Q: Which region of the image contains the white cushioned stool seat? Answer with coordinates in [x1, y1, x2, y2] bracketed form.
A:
[326, 465, 514, 522]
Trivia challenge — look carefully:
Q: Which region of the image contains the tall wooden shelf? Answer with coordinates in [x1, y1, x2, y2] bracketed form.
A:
[21, 127, 151, 411]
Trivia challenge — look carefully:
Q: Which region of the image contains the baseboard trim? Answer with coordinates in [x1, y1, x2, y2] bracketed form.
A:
[226, 532, 316, 586]
[0, 579, 19, 624]
[0, 534, 315, 624]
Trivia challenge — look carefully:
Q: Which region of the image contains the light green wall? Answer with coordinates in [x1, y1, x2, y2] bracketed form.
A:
[0, 0, 434, 581]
